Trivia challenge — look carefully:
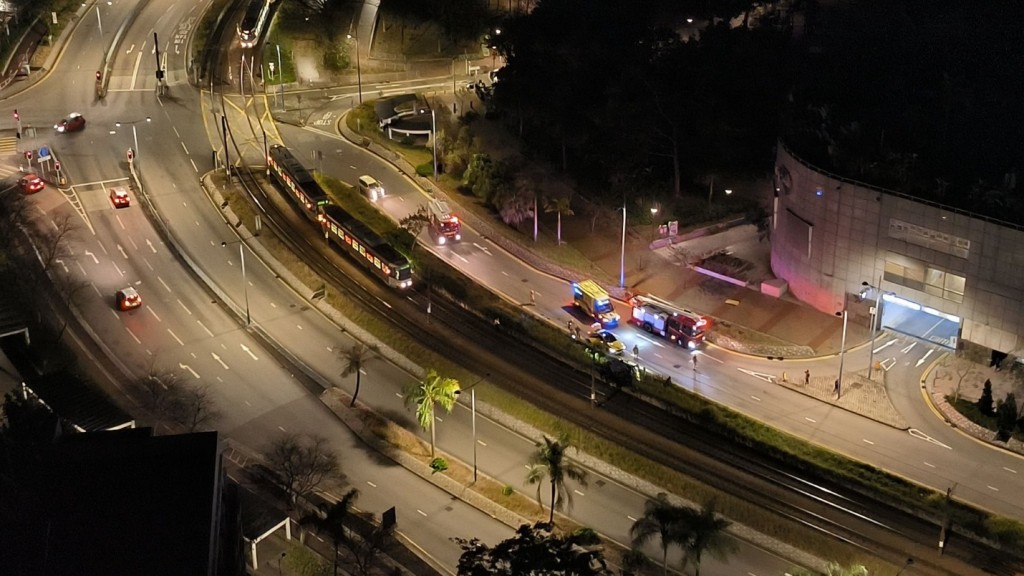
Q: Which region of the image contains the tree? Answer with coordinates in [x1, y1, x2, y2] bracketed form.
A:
[403, 369, 460, 457]
[630, 493, 687, 575]
[134, 368, 219, 432]
[544, 196, 574, 245]
[453, 522, 610, 576]
[339, 342, 378, 407]
[264, 433, 341, 506]
[977, 379, 995, 416]
[1, 391, 60, 445]
[947, 356, 977, 403]
[301, 488, 359, 576]
[996, 393, 1018, 442]
[679, 500, 737, 576]
[525, 433, 588, 524]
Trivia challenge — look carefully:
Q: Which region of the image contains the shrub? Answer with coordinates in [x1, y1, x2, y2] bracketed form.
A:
[429, 457, 448, 474]
[977, 380, 995, 416]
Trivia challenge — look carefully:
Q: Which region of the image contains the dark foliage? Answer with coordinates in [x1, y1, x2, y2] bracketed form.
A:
[977, 379, 995, 416]
[454, 522, 610, 576]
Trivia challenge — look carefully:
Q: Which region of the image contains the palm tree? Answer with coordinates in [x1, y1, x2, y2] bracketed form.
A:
[301, 488, 359, 576]
[544, 196, 574, 245]
[525, 433, 588, 524]
[630, 493, 688, 576]
[403, 369, 460, 457]
[679, 500, 737, 576]
[339, 342, 377, 407]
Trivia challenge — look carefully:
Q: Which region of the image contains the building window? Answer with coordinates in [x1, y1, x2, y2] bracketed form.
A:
[885, 256, 965, 304]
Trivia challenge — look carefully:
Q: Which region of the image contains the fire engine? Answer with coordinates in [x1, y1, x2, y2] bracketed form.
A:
[428, 199, 462, 245]
[629, 294, 710, 349]
[572, 279, 620, 328]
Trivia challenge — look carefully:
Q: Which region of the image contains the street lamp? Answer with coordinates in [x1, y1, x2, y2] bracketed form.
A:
[619, 201, 627, 288]
[431, 108, 438, 181]
[455, 373, 490, 484]
[835, 308, 848, 399]
[221, 240, 251, 326]
[113, 117, 152, 160]
[346, 34, 362, 104]
[862, 276, 884, 378]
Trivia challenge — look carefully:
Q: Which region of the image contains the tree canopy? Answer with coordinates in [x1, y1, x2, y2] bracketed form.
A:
[454, 522, 610, 576]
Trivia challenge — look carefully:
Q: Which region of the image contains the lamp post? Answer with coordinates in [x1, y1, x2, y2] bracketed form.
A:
[455, 373, 490, 483]
[113, 117, 152, 160]
[221, 240, 251, 326]
[862, 276, 883, 378]
[835, 309, 848, 399]
[619, 201, 627, 288]
[431, 108, 438, 181]
[346, 34, 362, 104]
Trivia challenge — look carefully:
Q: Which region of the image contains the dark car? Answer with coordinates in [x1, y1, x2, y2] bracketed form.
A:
[18, 173, 45, 194]
[55, 112, 86, 133]
[115, 287, 142, 311]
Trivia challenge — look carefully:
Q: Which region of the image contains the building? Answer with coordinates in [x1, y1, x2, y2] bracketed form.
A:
[0, 429, 244, 576]
[772, 142, 1022, 355]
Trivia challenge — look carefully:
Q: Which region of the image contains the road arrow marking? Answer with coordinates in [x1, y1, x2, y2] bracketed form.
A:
[900, 341, 916, 354]
[880, 357, 897, 371]
[179, 362, 200, 379]
[84, 250, 99, 264]
[916, 349, 935, 367]
[240, 344, 258, 361]
[737, 368, 776, 384]
[146, 239, 157, 253]
[55, 258, 67, 272]
[211, 353, 229, 369]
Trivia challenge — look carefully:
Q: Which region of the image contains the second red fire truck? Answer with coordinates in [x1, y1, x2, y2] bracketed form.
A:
[428, 199, 462, 245]
[629, 294, 710, 349]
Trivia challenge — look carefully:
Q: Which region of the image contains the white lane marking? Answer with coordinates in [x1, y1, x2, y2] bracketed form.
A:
[916, 349, 935, 367]
[278, 426, 287, 432]
[179, 362, 200, 379]
[159, 276, 171, 292]
[113, 262, 124, 277]
[181, 141, 190, 154]
[167, 329, 184, 346]
[110, 309, 118, 320]
[116, 214, 126, 230]
[197, 320, 214, 337]
[97, 240, 109, 254]
[127, 236, 138, 250]
[142, 257, 153, 270]
[1004, 467, 1017, 474]
[573, 489, 585, 496]
[699, 352, 724, 364]
[146, 239, 157, 253]
[147, 307, 161, 322]
[626, 515, 637, 522]
[472, 242, 492, 256]
[296, 324, 303, 330]
[91, 283, 102, 297]
[908, 428, 952, 450]
[84, 250, 99, 263]
[863, 439, 874, 445]
[737, 368, 776, 384]
[899, 341, 916, 354]
[190, 158, 198, 172]
[178, 300, 192, 315]
[54, 258, 67, 272]
[750, 395, 761, 402]
[804, 417, 816, 423]
[211, 353, 229, 369]
[117, 244, 128, 259]
[924, 462, 935, 468]
[880, 357, 897, 371]
[129, 47, 143, 90]
[366, 481, 377, 488]
[240, 344, 258, 360]
[454, 253, 469, 263]
[988, 486, 1000, 492]
[477, 440, 487, 446]
[125, 327, 141, 344]
[417, 509, 427, 517]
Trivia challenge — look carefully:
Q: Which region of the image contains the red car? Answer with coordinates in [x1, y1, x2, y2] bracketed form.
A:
[18, 173, 45, 194]
[115, 287, 142, 311]
[55, 112, 86, 133]
[109, 186, 130, 208]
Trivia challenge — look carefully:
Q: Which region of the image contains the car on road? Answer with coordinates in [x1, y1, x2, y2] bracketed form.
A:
[109, 186, 130, 208]
[115, 287, 142, 311]
[54, 112, 86, 133]
[586, 329, 625, 355]
[18, 173, 44, 194]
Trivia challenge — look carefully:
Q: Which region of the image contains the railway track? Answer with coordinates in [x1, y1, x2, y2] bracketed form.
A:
[203, 28, 1023, 576]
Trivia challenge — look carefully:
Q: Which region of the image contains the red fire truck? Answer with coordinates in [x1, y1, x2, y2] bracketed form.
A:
[428, 199, 462, 245]
[629, 294, 710, 349]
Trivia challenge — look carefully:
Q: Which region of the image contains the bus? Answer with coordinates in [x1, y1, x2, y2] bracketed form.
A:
[320, 204, 413, 289]
[267, 144, 329, 221]
[237, 0, 271, 49]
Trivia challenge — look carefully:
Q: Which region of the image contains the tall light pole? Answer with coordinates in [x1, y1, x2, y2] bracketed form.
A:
[221, 240, 251, 326]
[346, 34, 362, 104]
[113, 117, 152, 160]
[862, 276, 883, 378]
[431, 108, 438, 181]
[619, 202, 627, 288]
[455, 373, 489, 484]
[836, 309, 848, 399]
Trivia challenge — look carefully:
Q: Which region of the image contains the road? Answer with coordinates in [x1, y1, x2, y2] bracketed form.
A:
[8, 1, 1024, 574]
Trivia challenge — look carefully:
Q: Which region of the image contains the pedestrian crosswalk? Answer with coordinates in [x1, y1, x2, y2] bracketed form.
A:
[0, 136, 17, 154]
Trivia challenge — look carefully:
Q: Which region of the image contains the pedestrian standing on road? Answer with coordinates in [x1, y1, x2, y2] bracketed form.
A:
[804, 369, 810, 386]
[567, 319, 573, 333]
[633, 344, 640, 361]
[575, 325, 582, 340]
[691, 354, 698, 372]
[834, 378, 840, 398]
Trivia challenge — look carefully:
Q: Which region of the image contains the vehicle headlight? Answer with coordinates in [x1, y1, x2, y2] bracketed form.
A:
[688, 341, 697, 349]
[438, 236, 446, 245]
[455, 234, 461, 241]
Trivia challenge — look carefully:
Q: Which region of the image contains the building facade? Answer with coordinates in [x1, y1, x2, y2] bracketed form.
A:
[772, 143, 1024, 355]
